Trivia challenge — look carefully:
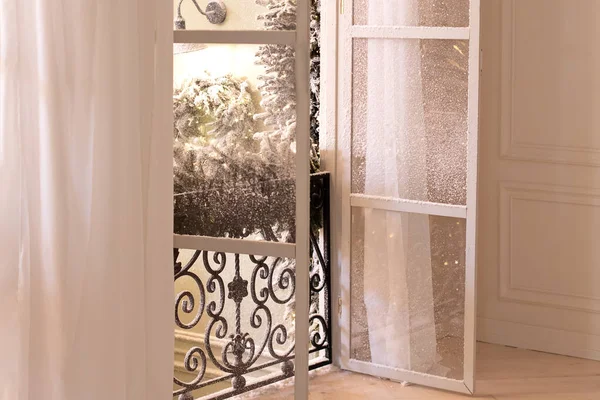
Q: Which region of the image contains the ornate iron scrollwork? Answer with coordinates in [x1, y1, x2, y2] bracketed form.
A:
[173, 173, 331, 399]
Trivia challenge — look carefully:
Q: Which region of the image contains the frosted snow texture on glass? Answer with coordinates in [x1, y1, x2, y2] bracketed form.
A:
[173, 44, 297, 242]
[350, 208, 466, 379]
[353, 0, 469, 27]
[351, 39, 469, 205]
[173, 0, 295, 30]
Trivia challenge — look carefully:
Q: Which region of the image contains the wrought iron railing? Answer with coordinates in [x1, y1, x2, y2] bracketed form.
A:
[173, 172, 331, 399]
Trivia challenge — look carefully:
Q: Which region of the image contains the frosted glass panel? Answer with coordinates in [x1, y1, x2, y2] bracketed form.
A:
[353, 0, 469, 27]
[350, 207, 466, 379]
[351, 39, 469, 205]
[173, 44, 297, 242]
[173, 0, 295, 30]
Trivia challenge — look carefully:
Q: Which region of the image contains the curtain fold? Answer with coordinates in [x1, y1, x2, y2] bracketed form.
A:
[362, 0, 445, 374]
[0, 1, 173, 399]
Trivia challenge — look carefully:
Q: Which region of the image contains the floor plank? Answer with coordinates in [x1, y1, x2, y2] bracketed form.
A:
[238, 342, 600, 400]
[476, 342, 600, 398]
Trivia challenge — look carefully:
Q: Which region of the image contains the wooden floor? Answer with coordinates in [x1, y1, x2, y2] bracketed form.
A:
[240, 342, 600, 400]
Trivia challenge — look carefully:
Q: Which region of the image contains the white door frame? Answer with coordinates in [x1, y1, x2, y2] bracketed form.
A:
[173, 1, 312, 395]
[327, 0, 481, 394]
[318, 0, 342, 369]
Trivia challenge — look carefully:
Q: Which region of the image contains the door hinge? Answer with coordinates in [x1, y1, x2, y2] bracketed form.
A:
[338, 297, 342, 317]
[340, 0, 344, 14]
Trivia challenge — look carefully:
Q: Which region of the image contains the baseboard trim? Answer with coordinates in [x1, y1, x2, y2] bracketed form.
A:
[477, 317, 600, 361]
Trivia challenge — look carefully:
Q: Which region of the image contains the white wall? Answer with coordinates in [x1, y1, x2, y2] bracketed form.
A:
[477, 0, 600, 360]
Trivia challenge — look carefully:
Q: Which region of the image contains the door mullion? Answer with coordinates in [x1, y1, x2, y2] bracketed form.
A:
[294, 0, 311, 397]
[351, 25, 470, 40]
[174, 29, 296, 45]
[350, 194, 467, 219]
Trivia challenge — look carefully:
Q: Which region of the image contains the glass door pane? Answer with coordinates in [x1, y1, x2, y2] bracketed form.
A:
[354, 0, 470, 27]
[350, 209, 466, 380]
[351, 38, 469, 205]
[173, 43, 297, 242]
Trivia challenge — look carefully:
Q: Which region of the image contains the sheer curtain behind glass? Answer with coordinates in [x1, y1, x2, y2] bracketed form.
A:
[357, 0, 445, 374]
[0, 1, 173, 399]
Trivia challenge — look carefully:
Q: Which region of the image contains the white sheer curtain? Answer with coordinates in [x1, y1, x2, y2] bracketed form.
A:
[362, 0, 446, 374]
[0, 1, 173, 399]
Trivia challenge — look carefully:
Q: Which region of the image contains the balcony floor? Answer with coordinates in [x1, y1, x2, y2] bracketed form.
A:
[239, 342, 600, 400]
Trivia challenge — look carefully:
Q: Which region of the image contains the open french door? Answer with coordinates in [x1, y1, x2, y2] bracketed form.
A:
[171, 1, 313, 399]
[338, 0, 480, 394]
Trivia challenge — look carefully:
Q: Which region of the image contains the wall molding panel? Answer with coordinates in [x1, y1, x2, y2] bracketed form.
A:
[499, 0, 600, 167]
[499, 181, 600, 314]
